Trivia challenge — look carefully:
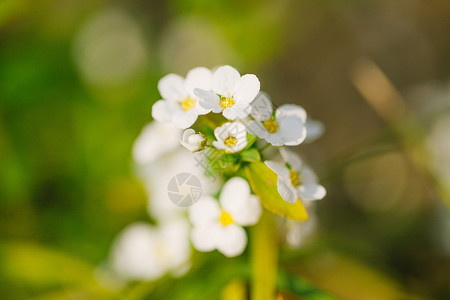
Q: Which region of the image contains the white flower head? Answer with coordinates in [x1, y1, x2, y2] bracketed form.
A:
[194, 65, 260, 120]
[212, 121, 248, 153]
[180, 129, 205, 152]
[245, 92, 307, 146]
[152, 67, 213, 129]
[188, 177, 262, 257]
[132, 121, 182, 165]
[265, 148, 326, 203]
[110, 220, 191, 281]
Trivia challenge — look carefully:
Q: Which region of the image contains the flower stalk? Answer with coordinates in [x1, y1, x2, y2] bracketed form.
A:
[250, 211, 278, 300]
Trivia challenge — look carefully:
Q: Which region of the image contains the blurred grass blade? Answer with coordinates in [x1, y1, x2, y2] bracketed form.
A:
[250, 212, 278, 300]
[246, 161, 308, 221]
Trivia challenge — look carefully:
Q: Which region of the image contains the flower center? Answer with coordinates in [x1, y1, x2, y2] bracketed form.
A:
[219, 210, 234, 226]
[224, 136, 238, 147]
[290, 170, 300, 187]
[219, 93, 235, 109]
[180, 96, 196, 111]
[263, 118, 279, 134]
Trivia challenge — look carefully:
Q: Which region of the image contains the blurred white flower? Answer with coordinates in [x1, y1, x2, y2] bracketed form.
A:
[189, 177, 262, 257]
[152, 67, 212, 129]
[245, 92, 307, 146]
[132, 121, 182, 165]
[194, 65, 260, 120]
[284, 202, 317, 248]
[137, 148, 220, 222]
[180, 129, 205, 152]
[212, 121, 248, 153]
[305, 117, 325, 143]
[265, 148, 326, 203]
[110, 220, 191, 281]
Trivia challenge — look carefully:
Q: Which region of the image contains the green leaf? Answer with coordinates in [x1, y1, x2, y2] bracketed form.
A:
[245, 161, 308, 221]
[241, 148, 261, 162]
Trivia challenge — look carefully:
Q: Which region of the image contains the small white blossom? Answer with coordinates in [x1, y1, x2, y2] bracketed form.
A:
[152, 67, 212, 129]
[132, 121, 182, 165]
[212, 121, 248, 153]
[188, 177, 262, 257]
[265, 148, 326, 203]
[245, 92, 307, 146]
[110, 220, 191, 281]
[180, 129, 205, 152]
[194, 65, 260, 120]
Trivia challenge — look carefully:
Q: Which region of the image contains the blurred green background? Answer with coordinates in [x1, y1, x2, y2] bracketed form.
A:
[1, 0, 450, 299]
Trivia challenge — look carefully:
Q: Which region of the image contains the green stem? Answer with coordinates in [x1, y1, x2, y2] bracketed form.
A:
[250, 212, 278, 300]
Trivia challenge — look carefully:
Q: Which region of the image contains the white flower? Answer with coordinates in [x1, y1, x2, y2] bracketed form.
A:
[152, 67, 212, 129]
[132, 121, 182, 165]
[194, 65, 260, 120]
[188, 177, 262, 257]
[180, 129, 205, 152]
[110, 220, 191, 281]
[305, 117, 325, 143]
[265, 148, 326, 203]
[212, 121, 248, 153]
[245, 92, 307, 146]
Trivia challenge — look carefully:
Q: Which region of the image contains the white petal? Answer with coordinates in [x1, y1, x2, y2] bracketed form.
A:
[228, 136, 247, 153]
[223, 102, 251, 120]
[160, 220, 191, 268]
[212, 140, 226, 150]
[212, 65, 240, 96]
[277, 116, 307, 146]
[229, 194, 262, 226]
[194, 88, 222, 113]
[243, 120, 270, 139]
[298, 183, 326, 201]
[305, 118, 325, 143]
[250, 91, 273, 121]
[172, 110, 198, 129]
[158, 74, 187, 101]
[191, 224, 218, 252]
[276, 104, 307, 123]
[184, 67, 212, 94]
[188, 195, 221, 226]
[132, 122, 181, 165]
[181, 128, 195, 141]
[277, 178, 298, 203]
[280, 148, 303, 171]
[233, 74, 260, 103]
[300, 166, 319, 184]
[264, 160, 290, 178]
[220, 177, 250, 208]
[216, 225, 247, 257]
[265, 132, 285, 146]
[151, 100, 176, 123]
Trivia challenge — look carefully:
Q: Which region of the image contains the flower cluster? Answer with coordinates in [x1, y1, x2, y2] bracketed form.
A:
[107, 65, 326, 282]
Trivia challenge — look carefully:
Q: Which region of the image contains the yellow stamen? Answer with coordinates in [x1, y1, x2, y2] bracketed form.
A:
[219, 94, 235, 109]
[290, 171, 300, 187]
[224, 136, 238, 147]
[219, 210, 234, 226]
[263, 118, 279, 133]
[180, 97, 196, 111]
